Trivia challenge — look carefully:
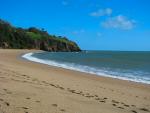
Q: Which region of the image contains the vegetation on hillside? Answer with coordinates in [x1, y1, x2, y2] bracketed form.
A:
[0, 19, 81, 52]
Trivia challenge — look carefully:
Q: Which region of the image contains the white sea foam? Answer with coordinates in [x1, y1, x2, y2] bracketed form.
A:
[22, 52, 150, 84]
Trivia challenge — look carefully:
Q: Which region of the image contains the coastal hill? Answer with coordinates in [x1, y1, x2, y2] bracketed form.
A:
[0, 19, 81, 52]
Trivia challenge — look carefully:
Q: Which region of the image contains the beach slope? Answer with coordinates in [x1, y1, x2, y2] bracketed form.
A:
[0, 49, 150, 113]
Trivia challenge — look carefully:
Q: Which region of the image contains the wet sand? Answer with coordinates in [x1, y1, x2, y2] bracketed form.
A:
[0, 49, 150, 113]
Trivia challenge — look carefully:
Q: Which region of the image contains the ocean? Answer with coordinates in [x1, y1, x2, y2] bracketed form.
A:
[22, 51, 150, 84]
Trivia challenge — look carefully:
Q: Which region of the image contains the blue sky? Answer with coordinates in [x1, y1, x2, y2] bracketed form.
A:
[0, 0, 150, 51]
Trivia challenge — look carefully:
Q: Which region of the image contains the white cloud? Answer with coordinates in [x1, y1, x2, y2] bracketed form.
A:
[102, 15, 135, 30]
[90, 8, 112, 17]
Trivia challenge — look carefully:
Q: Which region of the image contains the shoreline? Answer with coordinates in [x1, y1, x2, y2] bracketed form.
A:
[22, 51, 150, 85]
[0, 49, 150, 113]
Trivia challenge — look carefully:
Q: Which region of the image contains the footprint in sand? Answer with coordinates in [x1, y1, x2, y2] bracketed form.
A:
[5, 102, 10, 106]
[131, 105, 136, 107]
[22, 74, 27, 77]
[131, 110, 138, 113]
[0, 98, 4, 101]
[121, 102, 130, 107]
[117, 106, 124, 109]
[35, 100, 40, 103]
[95, 94, 98, 97]
[22, 107, 29, 110]
[60, 109, 66, 112]
[59, 86, 65, 90]
[75, 91, 83, 95]
[52, 104, 58, 107]
[103, 97, 108, 99]
[135, 96, 138, 98]
[111, 89, 114, 92]
[95, 98, 100, 100]
[3, 89, 7, 91]
[85, 95, 94, 98]
[51, 103, 66, 112]
[0, 76, 5, 79]
[99, 100, 106, 103]
[139, 108, 150, 112]
[26, 97, 30, 100]
[124, 104, 130, 107]
[112, 103, 117, 106]
[48, 83, 53, 86]
[112, 100, 119, 104]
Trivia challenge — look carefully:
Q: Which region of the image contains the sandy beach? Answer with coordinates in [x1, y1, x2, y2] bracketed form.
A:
[0, 49, 150, 113]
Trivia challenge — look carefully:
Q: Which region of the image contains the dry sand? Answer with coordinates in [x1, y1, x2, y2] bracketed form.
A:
[0, 49, 150, 113]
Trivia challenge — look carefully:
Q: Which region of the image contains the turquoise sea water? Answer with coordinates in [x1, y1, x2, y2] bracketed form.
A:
[22, 51, 150, 84]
